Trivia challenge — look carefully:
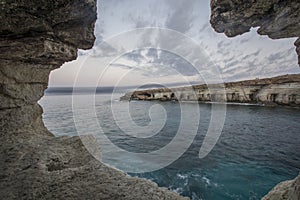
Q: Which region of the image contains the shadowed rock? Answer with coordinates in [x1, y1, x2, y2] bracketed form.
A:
[0, 0, 188, 199]
[210, 0, 300, 65]
[210, 1, 300, 199]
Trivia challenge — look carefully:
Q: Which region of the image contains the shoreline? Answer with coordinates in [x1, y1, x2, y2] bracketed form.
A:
[120, 74, 300, 108]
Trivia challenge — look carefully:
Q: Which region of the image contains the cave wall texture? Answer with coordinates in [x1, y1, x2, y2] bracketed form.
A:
[0, 0, 96, 134]
[210, 0, 300, 199]
[0, 0, 299, 199]
[210, 0, 300, 66]
[0, 0, 187, 199]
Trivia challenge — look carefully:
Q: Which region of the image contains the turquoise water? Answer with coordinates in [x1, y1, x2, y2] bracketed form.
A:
[39, 93, 300, 200]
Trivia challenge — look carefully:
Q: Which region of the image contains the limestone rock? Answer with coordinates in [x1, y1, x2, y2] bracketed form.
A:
[0, 0, 96, 49]
[0, 0, 188, 199]
[123, 74, 300, 107]
[262, 174, 300, 200]
[210, 0, 300, 65]
[0, 133, 188, 200]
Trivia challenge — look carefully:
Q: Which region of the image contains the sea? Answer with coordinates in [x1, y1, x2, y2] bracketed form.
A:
[39, 90, 300, 200]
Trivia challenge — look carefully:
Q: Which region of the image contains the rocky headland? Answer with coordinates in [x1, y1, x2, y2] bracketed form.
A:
[121, 74, 300, 108]
[1, 0, 299, 199]
[0, 0, 187, 199]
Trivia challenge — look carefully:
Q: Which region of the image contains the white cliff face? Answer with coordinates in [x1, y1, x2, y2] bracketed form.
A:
[256, 83, 300, 104]
[124, 74, 300, 107]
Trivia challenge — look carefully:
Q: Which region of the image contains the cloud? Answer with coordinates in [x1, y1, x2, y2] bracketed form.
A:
[217, 40, 231, 49]
[164, 0, 196, 33]
[199, 23, 209, 33]
[241, 49, 261, 60]
[90, 42, 119, 57]
[267, 48, 294, 64]
[110, 63, 134, 70]
[240, 37, 252, 44]
[111, 48, 200, 78]
[66, 0, 299, 87]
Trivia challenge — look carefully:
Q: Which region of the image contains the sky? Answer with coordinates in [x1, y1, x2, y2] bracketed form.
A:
[49, 0, 300, 87]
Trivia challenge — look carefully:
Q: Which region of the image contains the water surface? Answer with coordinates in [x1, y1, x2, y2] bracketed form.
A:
[39, 93, 300, 200]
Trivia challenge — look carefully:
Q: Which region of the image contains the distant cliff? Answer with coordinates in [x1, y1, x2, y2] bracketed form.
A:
[121, 74, 300, 107]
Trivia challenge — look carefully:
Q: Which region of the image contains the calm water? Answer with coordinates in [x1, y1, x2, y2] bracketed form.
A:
[39, 93, 300, 200]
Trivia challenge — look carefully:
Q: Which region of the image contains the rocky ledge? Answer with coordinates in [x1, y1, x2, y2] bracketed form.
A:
[0, 0, 187, 199]
[262, 174, 300, 200]
[121, 74, 300, 108]
[210, 0, 300, 66]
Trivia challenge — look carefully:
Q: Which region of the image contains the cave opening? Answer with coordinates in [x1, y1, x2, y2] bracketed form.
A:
[270, 93, 278, 102]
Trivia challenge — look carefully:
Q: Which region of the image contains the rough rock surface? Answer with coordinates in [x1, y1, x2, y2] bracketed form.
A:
[210, 0, 300, 65]
[0, 0, 187, 199]
[262, 174, 300, 200]
[210, 1, 300, 199]
[122, 74, 300, 107]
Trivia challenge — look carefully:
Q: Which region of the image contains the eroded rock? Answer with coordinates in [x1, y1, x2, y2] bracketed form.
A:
[210, 0, 300, 65]
[210, 1, 300, 199]
[262, 174, 300, 200]
[0, 0, 188, 199]
[123, 74, 300, 107]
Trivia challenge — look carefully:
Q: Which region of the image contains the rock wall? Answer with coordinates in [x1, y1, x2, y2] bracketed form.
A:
[0, 1, 187, 199]
[262, 174, 300, 200]
[210, 1, 300, 199]
[123, 74, 300, 107]
[210, 0, 300, 65]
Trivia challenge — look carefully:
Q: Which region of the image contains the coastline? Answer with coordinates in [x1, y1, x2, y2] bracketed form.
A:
[120, 74, 300, 108]
[1, 0, 299, 199]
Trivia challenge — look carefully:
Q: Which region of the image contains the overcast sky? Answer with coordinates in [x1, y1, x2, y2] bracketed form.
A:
[49, 0, 300, 87]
